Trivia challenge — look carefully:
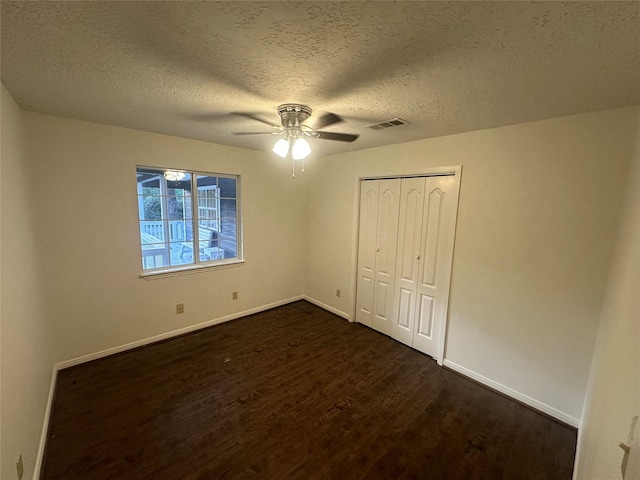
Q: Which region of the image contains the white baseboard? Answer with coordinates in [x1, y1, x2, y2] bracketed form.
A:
[35, 298, 579, 480]
[35, 296, 305, 478]
[443, 359, 580, 428]
[572, 422, 585, 480]
[56, 296, 304, 370]
[33, 367, 58, 480]
[303, 295, 350, 320]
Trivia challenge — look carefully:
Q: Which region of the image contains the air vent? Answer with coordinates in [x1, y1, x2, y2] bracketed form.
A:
[364, 118, 410, 130]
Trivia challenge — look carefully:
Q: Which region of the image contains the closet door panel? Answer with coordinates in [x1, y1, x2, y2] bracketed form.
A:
[397, 288, 414, 329]
[412, 175, 457, 358]
[421, 187, 444, 287]
[355, 181, 379, 327]
[416, 294, 435, 338]
[389, 177, 425, 345]
[371, 179, 401, 334]
[356, 172, 459, 362]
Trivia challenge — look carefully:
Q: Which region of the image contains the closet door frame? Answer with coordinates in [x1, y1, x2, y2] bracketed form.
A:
[351, 165, 462, 366]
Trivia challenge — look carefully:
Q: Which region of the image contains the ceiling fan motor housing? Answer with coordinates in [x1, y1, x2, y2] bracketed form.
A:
[278, 104, 312, 128]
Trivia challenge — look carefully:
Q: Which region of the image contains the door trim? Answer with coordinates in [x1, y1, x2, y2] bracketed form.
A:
[351, 165, 462, 366]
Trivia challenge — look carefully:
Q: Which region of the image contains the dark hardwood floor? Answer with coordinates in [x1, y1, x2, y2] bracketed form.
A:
[42, 301, 576, 479]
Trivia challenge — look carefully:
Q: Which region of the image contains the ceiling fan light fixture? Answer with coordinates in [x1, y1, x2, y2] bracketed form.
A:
[236, 103, 358, 177]
[291, 137, 311, 160]
[164, 170, 186, 181]
[272, 138, 290, 158]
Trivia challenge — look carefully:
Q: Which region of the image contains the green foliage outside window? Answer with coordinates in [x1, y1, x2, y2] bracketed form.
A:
[142, 187, 184, 220]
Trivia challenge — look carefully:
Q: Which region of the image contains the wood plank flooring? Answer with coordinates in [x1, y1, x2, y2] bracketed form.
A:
[42, 301, 577, 479]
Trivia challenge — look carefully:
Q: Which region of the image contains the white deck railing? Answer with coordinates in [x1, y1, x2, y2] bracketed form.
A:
[140, 220, 187, 242]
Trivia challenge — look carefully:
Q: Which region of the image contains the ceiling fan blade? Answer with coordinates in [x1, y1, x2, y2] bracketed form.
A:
[314, 112, 343, 130]
[316, 131, 359, 142]
[232, 131, 280, 135]
[231, 112, 280, 128]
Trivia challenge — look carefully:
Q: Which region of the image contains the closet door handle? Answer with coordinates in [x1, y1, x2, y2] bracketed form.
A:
[416, 255, 420, 260]
[376, 248, 380, 252]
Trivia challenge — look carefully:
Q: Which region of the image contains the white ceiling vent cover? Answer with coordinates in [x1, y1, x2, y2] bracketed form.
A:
[364, 118, 411, 131]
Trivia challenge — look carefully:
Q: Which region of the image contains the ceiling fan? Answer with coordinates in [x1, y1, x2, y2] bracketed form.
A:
[233, 104, 359, 177]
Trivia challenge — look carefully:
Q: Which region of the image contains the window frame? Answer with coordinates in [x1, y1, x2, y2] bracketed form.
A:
[136, 166, 243, 278]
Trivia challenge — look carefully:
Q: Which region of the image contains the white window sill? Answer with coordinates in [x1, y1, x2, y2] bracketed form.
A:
[139, 259, 245, 280]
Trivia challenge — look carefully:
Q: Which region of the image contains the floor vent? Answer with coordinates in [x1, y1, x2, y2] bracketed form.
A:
[364, 118, 410, 130]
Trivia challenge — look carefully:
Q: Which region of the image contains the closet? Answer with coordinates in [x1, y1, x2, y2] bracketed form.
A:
[355, 174, 459, 360]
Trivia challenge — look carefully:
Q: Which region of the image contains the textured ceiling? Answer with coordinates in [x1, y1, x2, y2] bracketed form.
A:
[2, 1, 640, 157]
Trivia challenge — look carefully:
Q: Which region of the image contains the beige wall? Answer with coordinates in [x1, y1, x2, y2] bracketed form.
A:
[3, 87, 638, 477]
[25, 112, 307, 364]
[1, 87, 55, 479]
[305, 106, 640, 423]
[574, 115, 640, 478]
[1, 94, 308, 477]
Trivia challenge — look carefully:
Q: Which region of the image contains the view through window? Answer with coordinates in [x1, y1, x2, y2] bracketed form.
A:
[136, 167, 241, 272]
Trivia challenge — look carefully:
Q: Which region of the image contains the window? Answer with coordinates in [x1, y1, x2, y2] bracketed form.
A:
[136, 167, 241, 273]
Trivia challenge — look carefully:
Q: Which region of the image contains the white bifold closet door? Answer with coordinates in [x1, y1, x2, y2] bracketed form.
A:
[355, 175, 457, 360]
[355, 179, 401, 333]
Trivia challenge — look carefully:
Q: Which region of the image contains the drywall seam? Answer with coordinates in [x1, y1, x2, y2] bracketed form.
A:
[443, 359, 580, 428]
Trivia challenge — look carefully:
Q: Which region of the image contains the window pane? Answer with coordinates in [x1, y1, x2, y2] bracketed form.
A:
[166, 196, 188, 220]
[220, 198, 236, 217]
[168, 241, 194, 267]
[141, 242, 169, 269]
[137, 167, 240, 271]
[219, 235, 237, 258]
[168, 220, 190, 241]
[199, 245, 224, 262]
[196, 177, 220, 234]
[138, 195, 162, 221]
[196, 175, 217, 188]
[218, 177, 236, 197]
[166, 175, 191, 194]
[174, 239, 195, 263]
[220, 198, 237, 245]
[140, 221, 165, 242]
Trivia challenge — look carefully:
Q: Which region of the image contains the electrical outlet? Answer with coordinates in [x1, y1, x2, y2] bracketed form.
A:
[232, 291, 238, 300]
[336, 289, 341, 297]
[16, 454, 24, 480]
[176, 303, 184, 314]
